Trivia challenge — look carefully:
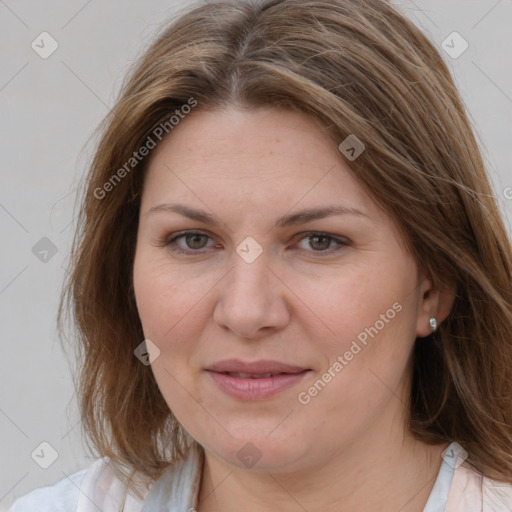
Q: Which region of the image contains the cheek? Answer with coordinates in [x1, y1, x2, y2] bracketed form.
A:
[133, 250, 208, 342]
[133, 252, 204, 411]
[133, 259, 173, 341]
[301, 265, 404, 335]
[303, 261, 418, 374]
[132, 250, 220, 408]
[300, 275, 416, 437]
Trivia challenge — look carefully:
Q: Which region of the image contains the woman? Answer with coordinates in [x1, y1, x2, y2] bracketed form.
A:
[9, 0, 512, 511]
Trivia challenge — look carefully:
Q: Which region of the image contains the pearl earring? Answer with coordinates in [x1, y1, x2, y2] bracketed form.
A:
[429, 317, 438, 332]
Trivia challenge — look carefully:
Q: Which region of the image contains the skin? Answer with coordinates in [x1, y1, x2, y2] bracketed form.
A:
[133, 106, 455, 512]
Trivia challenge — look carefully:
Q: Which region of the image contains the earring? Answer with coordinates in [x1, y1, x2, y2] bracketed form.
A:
[429, 317, 438, 332]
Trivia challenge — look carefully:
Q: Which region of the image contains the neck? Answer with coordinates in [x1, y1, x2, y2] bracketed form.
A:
[196, 427, 448, 512]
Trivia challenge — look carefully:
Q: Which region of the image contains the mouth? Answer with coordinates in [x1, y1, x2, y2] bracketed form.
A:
[217, 372, 294, 379]
[205, 359, 310, 374]
[204, 359, 312, 400]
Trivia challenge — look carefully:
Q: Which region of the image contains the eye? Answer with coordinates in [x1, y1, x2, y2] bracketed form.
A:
[164, 231, 216, 254]
[293, 231, 348, 254]
[159, 230, 349, 256]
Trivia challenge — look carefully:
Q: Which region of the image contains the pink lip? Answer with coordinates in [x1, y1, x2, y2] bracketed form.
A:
[204, 359, 311, 400]
[206, 359, 308, 374]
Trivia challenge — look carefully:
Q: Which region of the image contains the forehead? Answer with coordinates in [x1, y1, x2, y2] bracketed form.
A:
[142, 107, 377, 214]
[150, 107, 335, 171]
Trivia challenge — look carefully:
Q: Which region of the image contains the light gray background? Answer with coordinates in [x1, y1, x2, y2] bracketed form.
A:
[1, 0, 511, 509]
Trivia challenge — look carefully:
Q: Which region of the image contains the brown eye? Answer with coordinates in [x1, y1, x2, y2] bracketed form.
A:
[294, 232, 348, 254]
[184, 233, 209, 250]
[308, 235, 332, 251]
[164, 231, 215, 254]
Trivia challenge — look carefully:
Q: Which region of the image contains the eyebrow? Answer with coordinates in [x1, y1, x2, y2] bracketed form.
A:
[147, 203, 369, 228]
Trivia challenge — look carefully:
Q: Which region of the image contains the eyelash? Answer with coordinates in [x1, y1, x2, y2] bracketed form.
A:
[159, 230, 349, 256]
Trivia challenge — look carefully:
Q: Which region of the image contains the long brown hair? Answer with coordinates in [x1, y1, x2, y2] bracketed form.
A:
[59, 0, 512, 496]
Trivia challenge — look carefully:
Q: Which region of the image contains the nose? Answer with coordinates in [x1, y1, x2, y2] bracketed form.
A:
[213, 252, 291, 339]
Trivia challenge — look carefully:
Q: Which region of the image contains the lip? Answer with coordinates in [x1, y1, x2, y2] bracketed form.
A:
[206, 359, 309, 374]
[205, 359, 311, 400]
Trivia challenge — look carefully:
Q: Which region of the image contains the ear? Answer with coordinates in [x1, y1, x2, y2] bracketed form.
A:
[416, 273, 457, 338]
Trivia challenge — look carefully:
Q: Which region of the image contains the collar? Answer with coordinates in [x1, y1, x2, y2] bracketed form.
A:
[140, 440, 485, 512]
[140, 441, 204, 512]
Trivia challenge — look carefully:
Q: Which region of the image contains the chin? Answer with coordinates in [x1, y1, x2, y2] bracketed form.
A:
[200, 424, 311, 472]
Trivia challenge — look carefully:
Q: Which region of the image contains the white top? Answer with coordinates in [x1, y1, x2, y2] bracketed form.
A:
[8, 442, 512, 511]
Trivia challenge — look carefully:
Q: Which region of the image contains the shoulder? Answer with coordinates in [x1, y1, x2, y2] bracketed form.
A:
[445, 460, 512, 511]
[8, 462, 90, 512]
[480, 471, 512, 511]
[8, 458, 153, 512]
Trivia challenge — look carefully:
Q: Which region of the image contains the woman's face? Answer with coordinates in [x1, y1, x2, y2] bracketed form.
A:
[133, 106, 436, 472]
